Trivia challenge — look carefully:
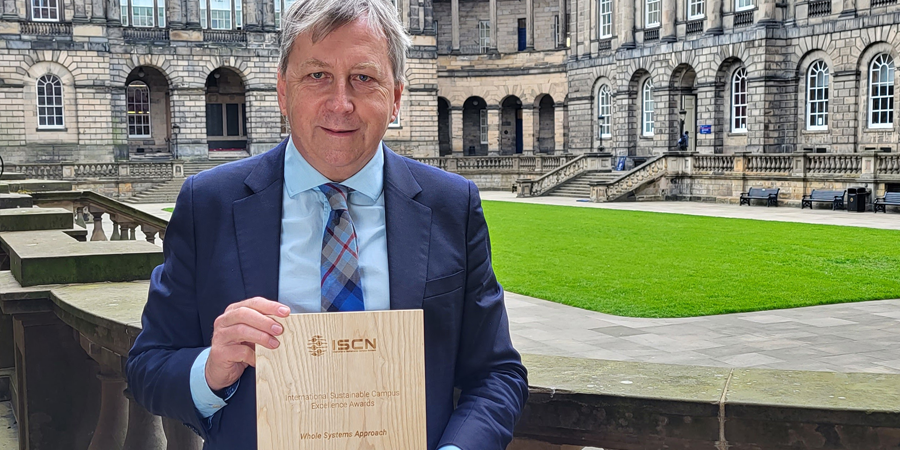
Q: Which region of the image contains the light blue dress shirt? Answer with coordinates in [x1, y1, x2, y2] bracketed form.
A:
[186, 139, 461, 449]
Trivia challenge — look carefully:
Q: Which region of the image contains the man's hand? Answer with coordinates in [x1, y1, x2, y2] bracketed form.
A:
[206, 297, 290, 392]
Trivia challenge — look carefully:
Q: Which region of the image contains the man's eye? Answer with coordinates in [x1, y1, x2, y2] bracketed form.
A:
[357, 75, 371, 82]
[310, 72, 324, 79]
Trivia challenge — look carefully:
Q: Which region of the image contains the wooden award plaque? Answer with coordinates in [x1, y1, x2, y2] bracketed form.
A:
[256, 310, 426, 449]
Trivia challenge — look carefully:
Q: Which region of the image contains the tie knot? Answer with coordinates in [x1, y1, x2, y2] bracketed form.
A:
[320, 183, 349, 211]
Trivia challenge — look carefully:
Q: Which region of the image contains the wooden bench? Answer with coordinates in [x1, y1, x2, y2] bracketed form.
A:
[874, 192, 900, 213]
[740, 187, 780, 207]
[801, 189, 846, 210]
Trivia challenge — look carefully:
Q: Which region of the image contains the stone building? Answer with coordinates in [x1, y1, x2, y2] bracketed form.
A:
[1, 0, 899, 164]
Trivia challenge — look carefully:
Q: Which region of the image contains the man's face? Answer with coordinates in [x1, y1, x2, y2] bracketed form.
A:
[277, 19, 403, 181]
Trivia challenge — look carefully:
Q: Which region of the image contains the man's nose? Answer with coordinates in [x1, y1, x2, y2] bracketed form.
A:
[325, 80, 355, 114]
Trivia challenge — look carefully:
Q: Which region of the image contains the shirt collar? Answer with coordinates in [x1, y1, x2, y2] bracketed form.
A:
[283, 137, 384, 202]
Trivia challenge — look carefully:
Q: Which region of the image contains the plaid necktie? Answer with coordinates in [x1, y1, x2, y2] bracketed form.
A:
[319, 183, 365, 312]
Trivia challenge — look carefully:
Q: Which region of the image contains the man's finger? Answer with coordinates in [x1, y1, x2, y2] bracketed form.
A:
[215, 307, 285, 336]
[215, 324, 280, 349]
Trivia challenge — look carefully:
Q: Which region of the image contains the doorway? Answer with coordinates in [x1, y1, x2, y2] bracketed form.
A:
[682, 94, 697, 152]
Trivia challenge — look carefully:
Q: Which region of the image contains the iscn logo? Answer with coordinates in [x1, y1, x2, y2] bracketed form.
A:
[307, 335, 377, 356]
[307, 335, 327, 357]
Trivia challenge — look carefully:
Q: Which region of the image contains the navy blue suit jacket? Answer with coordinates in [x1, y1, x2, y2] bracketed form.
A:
[126, 140, 528, 449]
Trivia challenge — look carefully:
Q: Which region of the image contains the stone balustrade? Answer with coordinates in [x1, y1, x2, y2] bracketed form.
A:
[515, 153, 612, 197]
[4, 190, 900, 450]
[7, 162, 184, 181]
[413, 154, 577, 174]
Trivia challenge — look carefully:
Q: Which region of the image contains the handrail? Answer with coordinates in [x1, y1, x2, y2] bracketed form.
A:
[28, 190, 168, 236]
[592, 155, 667, 202]
[519, 154, 589, 196]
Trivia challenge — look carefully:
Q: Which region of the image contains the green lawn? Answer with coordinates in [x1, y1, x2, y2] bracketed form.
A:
[163, 208, 174, 213]
[482, 201, 900, 318]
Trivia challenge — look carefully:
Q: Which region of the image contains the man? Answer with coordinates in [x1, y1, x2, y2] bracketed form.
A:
[677, 131, 689, 150]
[125, 0, 528, 449]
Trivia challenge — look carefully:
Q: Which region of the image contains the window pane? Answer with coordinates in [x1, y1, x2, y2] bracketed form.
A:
[646, 0, 660, 26]
[210, 0, 232, 29]
[226, 103, 241, 136]
[207, 103, 224, 136]
[157, 0, 165, 27]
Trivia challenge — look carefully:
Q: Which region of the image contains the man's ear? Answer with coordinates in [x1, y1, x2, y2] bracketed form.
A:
[276, 71, 289, 117]
[392, 81, 404, 121]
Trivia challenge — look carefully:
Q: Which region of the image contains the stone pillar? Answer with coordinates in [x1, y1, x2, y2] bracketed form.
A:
[91, 0, 105, 23]
[110, 222, 121, 241]
[87, 373, 128, 450]
[450, 108, 463, 154]
[487, 107, 500, 155]
[450, 0, 459, 51]
[243, 0, 259, 30]
[706, 0, 723, 34]
[695, 82, 717, 153]
[185, 0, 200, 28]
[106, 0, 120, 25]
[122, 391, 166, 450]
[525, 0, 534, 50]
[2, 0, 18, 20]
[840, 0, 856, 17]
[661, 0, 676, 41]
[758, 0, 776, 24]
[73, 0, 89, 22]
[489, 0, 498, 53]
[558, 0, 566, 47]
[522, 106, 535, 155]
[262, 0, 276, 31]
[166, 0, 183, 28]
[554, 102, 565, 153]
[162, 416, 204, 450]
[170, 87, 209, 159]
[620, 0, 635, 48]
[90, 210, 108, 242]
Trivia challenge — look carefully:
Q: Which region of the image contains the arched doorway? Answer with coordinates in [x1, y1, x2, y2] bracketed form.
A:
[125, 66, 171, 158]
[535, 94, 555, 154]
[463, 96, 488, 156]
[438, 97, 452, 156]
[500, 96, 523, 154]
[205, 68, 247, 153]
[671, 64, 697, 152]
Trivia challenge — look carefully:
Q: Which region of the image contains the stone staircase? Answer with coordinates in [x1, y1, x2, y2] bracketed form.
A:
[126, 160, 237, 204]
[546, 171, 622, 198]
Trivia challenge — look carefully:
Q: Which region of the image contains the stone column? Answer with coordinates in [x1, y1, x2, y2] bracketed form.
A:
[526, 0, 534, 50]
[695, 82, 717, 153]
[122, 391, 166, 450]
[110, 222, 121, 241]
[106, 0, 120, 25]
[758, 0, 776, 24]
[487, 107, 500, 155]
[450, 108, 463, 154]
[661, 0, 676, 41]
[489, 0, 498, 53]
[620, 0, 635, 48]
[262, 0, 276, 31]
[521, 106, 535, 155]
[170, 87, 209, 159]
[90, 210, 108, 242]
[165, 0, 183, 28]
[185, 0, 200, 28]
[558, 0, 566, 47]
[91, 0, 105, 23]
[73, 0, 89, 22]
[142, 225, 159, 245]
[162, 416, 203, 450]
[241, 0, 258, 30]
[2, 0, 19, 20]
[706, 0, 723, 34]
[554, 102, 565, 153]
[87, 373, 128, 450]
[450, 0, 459, 51]
[840, 0, 856, 17]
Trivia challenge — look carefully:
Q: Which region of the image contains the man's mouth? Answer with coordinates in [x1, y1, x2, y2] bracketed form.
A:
[321, 127, 357, 135]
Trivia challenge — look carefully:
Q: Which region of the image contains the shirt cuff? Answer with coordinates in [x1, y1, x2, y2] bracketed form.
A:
[439, 446, 462, 450]
[190, 347, 239, 419]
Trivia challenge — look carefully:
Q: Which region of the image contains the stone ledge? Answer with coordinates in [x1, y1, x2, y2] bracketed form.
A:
[0, 180, 74, 193]
[0, 194, 32, 209]
[0, 208, 72, 232]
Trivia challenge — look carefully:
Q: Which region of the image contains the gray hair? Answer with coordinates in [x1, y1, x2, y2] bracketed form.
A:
[278, 0, 411, 85]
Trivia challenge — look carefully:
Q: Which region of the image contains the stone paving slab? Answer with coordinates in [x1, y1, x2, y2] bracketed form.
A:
[507, 292, 900, 374]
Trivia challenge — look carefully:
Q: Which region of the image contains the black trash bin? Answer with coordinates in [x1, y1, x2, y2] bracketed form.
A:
[847, 187, 870, 212]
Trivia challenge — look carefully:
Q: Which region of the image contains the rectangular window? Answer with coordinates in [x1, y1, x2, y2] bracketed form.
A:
[210, 0, 232, 30]
[646, 0, 661, 27]
[226, 103, 241, 136]
[688, 0, 704, 18]
[120, 0, 129, 25]
[132, 0, 154, 27]
[127, 84, 151, 138]
[235, 0, 242, 28]
[32, 0, 59, 21]
[599, 0, 612, 38]
[735, 0, 753, 10]
[157, 0, 165, 27]
[479, 109, 488, 144]
[206, 103, 224, 136]
[200, 0, 207, 28]
[478, 20, 491, 53]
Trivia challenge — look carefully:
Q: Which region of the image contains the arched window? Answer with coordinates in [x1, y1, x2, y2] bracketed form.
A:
[36, 74, 64, 129]
[869, 54, 895, 129]
[127, 82, 151, 138]
[597, 85, 611, 137]
[732, 68, 747, 132]
[642, 79, 654, 136]
[806, 60, 829, 130]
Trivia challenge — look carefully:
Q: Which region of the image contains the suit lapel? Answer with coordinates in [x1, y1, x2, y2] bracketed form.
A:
[383, 146, 431, 311]
[233, 141, 287, 302]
